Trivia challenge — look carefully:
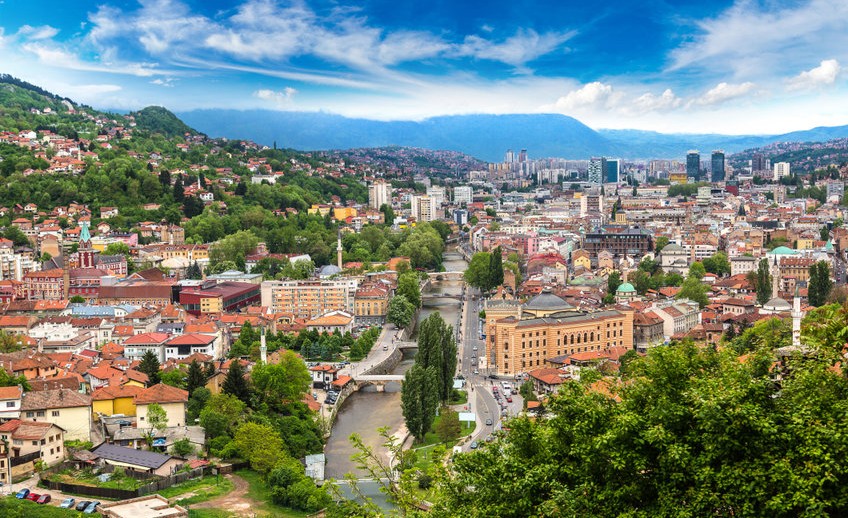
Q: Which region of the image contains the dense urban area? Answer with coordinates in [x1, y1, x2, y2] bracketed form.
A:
[2, 74, 848, 517]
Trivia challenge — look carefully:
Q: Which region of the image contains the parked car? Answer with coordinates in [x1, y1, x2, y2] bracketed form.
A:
[36, 494, 51, 505]
[470, 441, 479, 449]
[14, 488, 29, 499]
[485, 418, 493, 426]
[76, 500, 92, 511]
[506, 396, 513, 403]
[83, 501, 101, 514]
[473, 369, 479, 375]
[26, 493, 40, 502]
[59, 498, 75, 508]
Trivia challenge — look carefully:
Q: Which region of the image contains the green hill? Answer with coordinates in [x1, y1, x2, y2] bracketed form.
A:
[130, 106, 198, 138]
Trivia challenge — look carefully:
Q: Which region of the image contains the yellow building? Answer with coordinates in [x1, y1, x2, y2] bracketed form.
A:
[795, 238, 815, 250]
[308, 204, 332, 217]
[333, 207, 358, 221]
[669, 173, 688, 184]
[91, 385, 142, 421]
[571, 249, 591, 271]
[260, 279, 357, 319]
[485, 291, 633, 376]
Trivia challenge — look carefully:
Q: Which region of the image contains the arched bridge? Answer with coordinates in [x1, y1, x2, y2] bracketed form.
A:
[427, 271, 465, 281]
[353, 374, 404, 392]
[421, 293, 464, 301]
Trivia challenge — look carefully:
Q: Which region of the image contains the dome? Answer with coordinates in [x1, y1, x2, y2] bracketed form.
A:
[524, 291, 573, 312]
[770, 246, 797, 255]
[661, 243, 685, 253]
[161, 256, 190, 269]
[616, 282, 636, 293]
[764, 297, 791, 311]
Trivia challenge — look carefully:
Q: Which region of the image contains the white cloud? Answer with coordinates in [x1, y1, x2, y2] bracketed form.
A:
[787, 59, 841, 90]
[550, 82, 619, 111]
[459, 28, 575, 68]
[21, 42, 162, 77]
[0, 28, 6, 49]
[254, 87, 297, 107]
[17, 25, 60, 40]
[631, 88, 683, 113]
[669, 0, 848, 79]
[150, 78, 175, 87]
[693, 82, 756, 106]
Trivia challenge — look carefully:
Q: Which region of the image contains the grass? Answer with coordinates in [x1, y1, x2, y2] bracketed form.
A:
[188, 510, 233, 518]
[0, 497, 79, 516]
[233, 470, 310, 518]
[47, 468, 146, 491]
[160, 474, 235, 505]
[448, 389, 468, 405]
[416, 415, 475, 448]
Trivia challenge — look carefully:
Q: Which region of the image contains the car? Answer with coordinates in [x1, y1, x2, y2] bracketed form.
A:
[83, 501, 101, 514]
[15, 489, 29, 499]
[36, 494, 51, 505]
[469, 441, 479, 449]
[76, 500, 92, 511]
[312, 392, 318, 400]
[506, 396, 513, 403]
[382, 345, 388, 351]
[472, 345, 478, 351]
[473, 369, 479, 375]
[485, 418, 493, 426]
[59, 498, 75, 509]
[492, 386, 498, 392]
[487, 374, 498, 380]
[26, 493, 41, 502]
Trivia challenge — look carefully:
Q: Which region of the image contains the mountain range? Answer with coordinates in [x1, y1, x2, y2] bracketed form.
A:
[176, 109, 848, 162]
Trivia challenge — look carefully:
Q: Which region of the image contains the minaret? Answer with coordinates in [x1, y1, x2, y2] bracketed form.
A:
[791, 288, 802, 348]
[260, 327, 267, 363]
[771, 256, 780, 299]
[336, 232, 343, 269]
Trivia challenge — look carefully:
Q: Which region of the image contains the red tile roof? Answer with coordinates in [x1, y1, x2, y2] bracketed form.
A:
[134, 383, 188, 405]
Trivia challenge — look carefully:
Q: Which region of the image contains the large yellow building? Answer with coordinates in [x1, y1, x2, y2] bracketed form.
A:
[485, 291, 633, 376]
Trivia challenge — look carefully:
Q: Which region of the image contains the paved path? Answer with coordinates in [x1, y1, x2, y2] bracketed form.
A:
[340, 325, 399, 378]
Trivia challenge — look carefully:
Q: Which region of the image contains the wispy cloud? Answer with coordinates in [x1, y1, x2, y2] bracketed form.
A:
[692, 81, 757, 106]
[458, 28, 576, 69]
[787, 59, 841, 91]
[254, 87, 297, 107]
[16, 25, 59, 40]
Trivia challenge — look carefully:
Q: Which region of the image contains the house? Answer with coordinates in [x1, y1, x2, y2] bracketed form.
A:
[164, 333, 221, 361]
[135, 383, 188, 428]
[0, 419, 66, 480]
[309, 365, 338, 389]
[19, 388, 92, 441]
[0, 385, 23, 420]
[91, 385, 143, 421]
[91, 443, 182, 477]
[528, 367, 569, 394]
[305, 310, 354, 334]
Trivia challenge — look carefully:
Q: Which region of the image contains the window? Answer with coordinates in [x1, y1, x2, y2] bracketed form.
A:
[36, 411, 45, 417]
[25, 412, 34, 418]
[5, 402, 13, 408]
[32, 441, 38, 446]
[52, 410, 59, 417]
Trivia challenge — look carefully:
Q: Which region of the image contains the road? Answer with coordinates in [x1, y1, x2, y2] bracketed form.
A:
[458, 286, 522, 450]
[339, 324, 405, 379]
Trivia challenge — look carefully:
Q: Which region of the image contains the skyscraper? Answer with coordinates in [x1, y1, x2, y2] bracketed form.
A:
[751, 153, 766, 172]
[411, 194, 438, 222]
[588, 157, 605, 184]
[605, 159, 620, 184]
[686, 151, 700, 178]
[504, 149, 515, 163]
[518, 149, 528, 163]
[773, 162, 791, 181]
[711, 150, 725, 182]
[368, 180, 392, 210]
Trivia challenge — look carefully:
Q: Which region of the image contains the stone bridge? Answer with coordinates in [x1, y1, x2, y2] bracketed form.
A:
[427, 271, 465, 281]
[421, 292, 464, 301]
[354, 374, 405, 392]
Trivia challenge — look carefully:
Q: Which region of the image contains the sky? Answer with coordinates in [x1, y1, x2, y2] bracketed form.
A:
[1, 0, 847, 134]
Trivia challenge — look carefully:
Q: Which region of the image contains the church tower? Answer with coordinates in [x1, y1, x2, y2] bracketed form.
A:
[78, 221, 95, 269]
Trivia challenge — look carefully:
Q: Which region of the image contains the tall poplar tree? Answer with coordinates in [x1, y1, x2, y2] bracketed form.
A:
[223, 359, 252, 405]
[490, 246, 504, 288]
[401, 364, 439, 442]
[755, 258, 773, 305]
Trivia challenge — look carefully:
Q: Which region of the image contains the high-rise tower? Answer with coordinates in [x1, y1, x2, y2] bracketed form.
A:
[711, 150, 725, 182]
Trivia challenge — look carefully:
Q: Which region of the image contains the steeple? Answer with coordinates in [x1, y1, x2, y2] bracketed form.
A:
[80, 221, 91, 244]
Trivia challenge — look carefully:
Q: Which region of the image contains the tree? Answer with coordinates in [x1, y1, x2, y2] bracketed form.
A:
[281, 258, 315, 280]
[519, 381, 538, 409]
[379, 203, 394, 225]
[69, 295, 86, 303]
[755, 258, 773, 305]
[199, 393, 246, 439]
[687, 261, 706, 280]
[232, 422, 290, 474]
[435, 407, 462, 443]
[396, 271, 421, 308]
[387, 294, 415, 329]
[146, 403, 168, 435]
[138, 350, 161, 385]
[185, 261, 202, 279]
[677, 276, 710, 308]
[702, 252, 730, 276]
[808, 260, 833, 307]
[489, 246, 504, 288]
[222, 359, 252, 405]
[464, 252, 492, 291]
[415, 312, 457, 403]
[401, 364, 439, 442]
[160, 368, 186, 389]
[173, 174, 185, 202]
[171, 438, 195, 457]
[186, 360, 206, 396]
[209, 230, 259, 268]
[607, 271, 622, 294]
[821, 225, 830, 242]
[251, 350, 311, 411]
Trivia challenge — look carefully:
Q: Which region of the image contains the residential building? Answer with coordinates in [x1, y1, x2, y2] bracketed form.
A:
[19, 388, 92, 441]
[633, 311, 665, 352]
[773, 162, 791, 181]
[588, 157, 604, 184]
[260, 279, 358, 319]
[305, 310, 354, 334]
[135, 384, 188, 429]
[411, 194, 438, 222]
[650, 300, 700, 339]
[426, 186, 446, 207]
[0, 419, 66, 479]
[164, 333, 222, 360]
[90, 443, 182, 477]
[0, 385, 23, 420]
[91, 385, 143, 421]
[368, 180, 392, 210]
[453, 185, 473, 206]
[123, 332, 171, 363]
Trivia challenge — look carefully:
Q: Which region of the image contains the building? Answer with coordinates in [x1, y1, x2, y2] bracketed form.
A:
[178, 281, 261, 316]
[305, 310, 354, 334]
[773, 162, 791, 181]
[588, 157, 605, 184]
[426, 186, 446, 207]
[368, 180, 392, 210]
[123, 332, 171, 363]
[411, 194, 438, 222]
[91, 385, 143, 421]
[584, 226, 654, 257]
[99, 495, 188, 518]
[354, 282, 391, 325]
[751, 153, 767, 173]
[19, 388, 92, 442]
[91, 443, 182, 477]
[453, 185, 473, 206]
[633, 311, 665, 352]
[135, 383, 188, 429]
[485, 291, 633, 376]
[165, 333, 221, 360]
[650, 300, 700, 339]
[605, 159, 620, 184]
[711, 150, 725, 182]
[0, 420, 66, 479]
[827, 180, 844, 203]
[260, 278, 358, 319]
[686, 150, 700, 178]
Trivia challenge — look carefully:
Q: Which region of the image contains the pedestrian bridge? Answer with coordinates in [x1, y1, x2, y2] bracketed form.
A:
[354, 374, 404, 392]
[427, 271, 465, 281]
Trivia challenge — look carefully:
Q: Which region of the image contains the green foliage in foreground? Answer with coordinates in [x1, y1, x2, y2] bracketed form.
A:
[428, 342, 848, 517]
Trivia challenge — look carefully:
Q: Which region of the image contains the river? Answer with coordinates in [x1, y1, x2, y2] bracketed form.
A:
[323, 250, 468, 480]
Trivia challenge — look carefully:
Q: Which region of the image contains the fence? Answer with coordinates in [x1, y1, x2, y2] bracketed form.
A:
[39, 463, 207, 500]
[9, 451, 40, 467]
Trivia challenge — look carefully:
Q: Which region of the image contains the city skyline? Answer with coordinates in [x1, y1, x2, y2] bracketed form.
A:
[1, 0, 847, 134]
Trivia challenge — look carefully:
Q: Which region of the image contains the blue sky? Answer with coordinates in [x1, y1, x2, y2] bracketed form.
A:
[0, 0, 847, 133]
